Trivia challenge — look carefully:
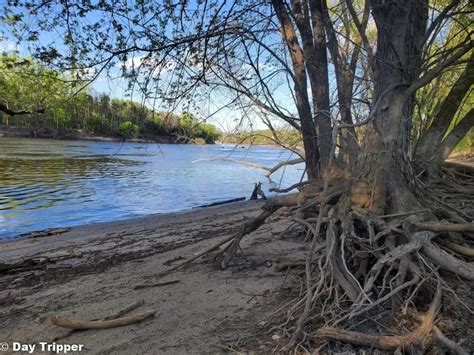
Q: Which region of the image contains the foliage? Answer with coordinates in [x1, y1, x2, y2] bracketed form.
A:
[118, 121, 139, 138]
[222, 129, 302, 147]
[0, 55, 220, 143]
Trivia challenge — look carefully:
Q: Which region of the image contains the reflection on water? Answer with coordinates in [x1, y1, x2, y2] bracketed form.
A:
[0, 137, 303, 238]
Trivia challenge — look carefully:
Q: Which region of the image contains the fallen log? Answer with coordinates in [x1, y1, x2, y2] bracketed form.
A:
[51, 310, 156, 330]
[51, 301, 148, 341]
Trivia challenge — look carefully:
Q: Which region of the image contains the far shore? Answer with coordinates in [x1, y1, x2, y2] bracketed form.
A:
[0, 125, 303, 147]
[0, 125, 186, 144]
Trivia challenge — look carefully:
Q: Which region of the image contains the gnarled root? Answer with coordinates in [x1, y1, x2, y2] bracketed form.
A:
[314, 281, 442, 351]
[217, 190, 337, 268]
[218, 205, 279, 269]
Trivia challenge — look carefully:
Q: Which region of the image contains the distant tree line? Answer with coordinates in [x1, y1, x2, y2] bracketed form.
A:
[0, 54, 220, 143]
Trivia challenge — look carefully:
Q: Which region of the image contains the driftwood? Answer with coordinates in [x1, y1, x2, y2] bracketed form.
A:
[29, 228, 70, 238]
[250, 182, 266, 200]
[52, 301, 148, 341]
[51, 310, 156, 330]
[198, 197, 245, 208]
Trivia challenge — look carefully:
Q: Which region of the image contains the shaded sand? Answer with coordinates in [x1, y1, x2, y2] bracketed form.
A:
[1, 200, 305, 354]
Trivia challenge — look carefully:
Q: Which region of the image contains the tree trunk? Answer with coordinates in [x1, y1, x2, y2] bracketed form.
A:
[272, 0, 320, 180]
[308, 0, 332, 170]
[438, 108, 474, 160]
[416, 55, 473, 169]
[291, 0, 333, 173]
[322, 0, 363, 169]
[350, 0, 428, 214]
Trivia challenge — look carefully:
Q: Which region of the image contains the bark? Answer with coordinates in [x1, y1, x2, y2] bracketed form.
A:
[416, 56, 474, 168]
[323, 0, 365, 168]
[291, 0, 333, 171]
[438, 108, 474, 160]
[0, 102, 45, 116]
[350, 0, 429, 214]
[308, 0, 332, 169]
[272, 0, 320, 180]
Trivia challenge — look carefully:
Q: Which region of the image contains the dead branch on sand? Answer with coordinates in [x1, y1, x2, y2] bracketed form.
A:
[51, 301, 154, 331]
[52, 310, 156, 330]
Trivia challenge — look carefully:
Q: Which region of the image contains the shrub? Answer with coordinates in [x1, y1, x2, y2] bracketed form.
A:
[118, 121, 139, 138]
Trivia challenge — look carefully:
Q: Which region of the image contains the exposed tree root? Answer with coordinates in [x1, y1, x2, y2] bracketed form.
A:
[434, 326, 470, 355]
[414, 222, 474, 233]
[158, 161, 472, 353]
[445, 241, 474, 257]
[314, 281, 441, 350]
[217, 193, 305, 268]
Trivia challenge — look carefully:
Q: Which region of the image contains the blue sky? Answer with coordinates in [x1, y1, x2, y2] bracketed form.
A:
[0, 0, 343, 133]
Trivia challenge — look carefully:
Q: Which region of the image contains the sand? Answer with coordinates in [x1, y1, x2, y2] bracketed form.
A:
[0, 200, 305, 354]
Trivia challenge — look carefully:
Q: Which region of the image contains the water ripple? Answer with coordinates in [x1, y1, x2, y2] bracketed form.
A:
[0, 137, 304, 238]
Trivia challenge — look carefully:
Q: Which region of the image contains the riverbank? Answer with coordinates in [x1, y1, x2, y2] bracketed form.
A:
[0, 125, 180, 144]
[0, 199, 306, 354]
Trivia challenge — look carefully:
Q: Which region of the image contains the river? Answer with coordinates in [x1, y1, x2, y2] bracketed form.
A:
[0, 137, 304, 238]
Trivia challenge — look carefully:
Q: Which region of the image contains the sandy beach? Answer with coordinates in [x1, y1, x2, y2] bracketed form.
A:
[0, 199, 306, 354]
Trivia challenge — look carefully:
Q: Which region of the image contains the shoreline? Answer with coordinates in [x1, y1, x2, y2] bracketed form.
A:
[0, 125, 186, 144]
[0, 197, 250, 244]
[0, 198, 302, 354]
[0, 125, 298, 147]
[0, 198, 262, 258]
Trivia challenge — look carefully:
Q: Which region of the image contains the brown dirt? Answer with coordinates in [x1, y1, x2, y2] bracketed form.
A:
[0, 200, 307, 354]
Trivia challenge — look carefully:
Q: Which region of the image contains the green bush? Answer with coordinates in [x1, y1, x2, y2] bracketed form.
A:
[118, 121, 139, 138]
[196, 123, 221, 143]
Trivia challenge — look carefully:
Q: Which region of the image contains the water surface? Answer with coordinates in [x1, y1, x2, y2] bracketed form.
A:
[0, 137, 303, 238]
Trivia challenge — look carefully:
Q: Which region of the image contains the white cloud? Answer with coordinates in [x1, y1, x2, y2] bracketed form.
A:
[0, 39, 19, 52]
[121, 55, 179, 75]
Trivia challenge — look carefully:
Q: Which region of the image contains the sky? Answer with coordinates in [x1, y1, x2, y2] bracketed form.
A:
[0, 33, 293, 132]
[0, 0, 343, 133]
[0, 0, 306, 132]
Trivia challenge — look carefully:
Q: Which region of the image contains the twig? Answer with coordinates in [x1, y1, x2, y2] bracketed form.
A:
[134, 280, 180, 290]
[103, 300, 145, 320]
